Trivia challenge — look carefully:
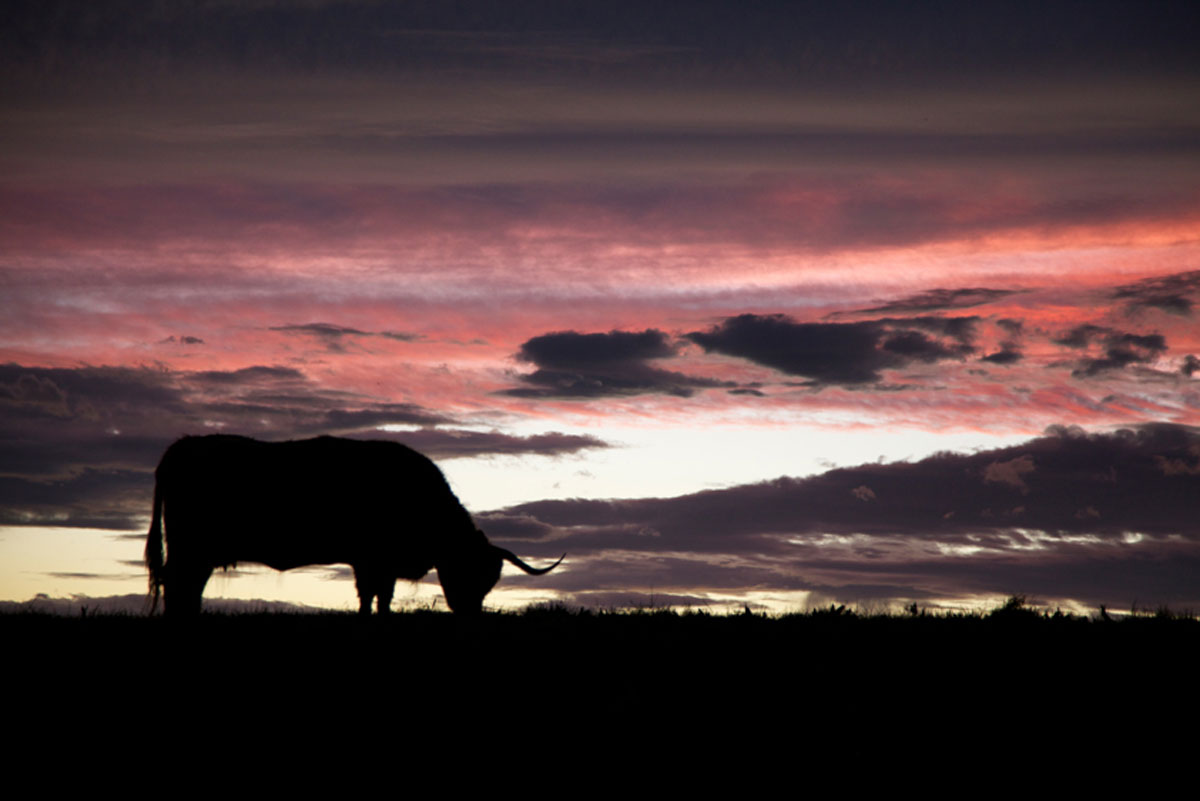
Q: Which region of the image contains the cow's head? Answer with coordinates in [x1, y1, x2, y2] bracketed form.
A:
[437, 531, 564, 614]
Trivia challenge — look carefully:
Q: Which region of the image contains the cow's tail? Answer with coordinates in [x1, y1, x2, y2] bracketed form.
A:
[145, 473, 164, 614]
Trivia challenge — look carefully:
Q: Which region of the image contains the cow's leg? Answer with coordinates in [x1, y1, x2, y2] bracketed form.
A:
[352, 565, 374, 616]
[376, 580, 394, 615]
[353, 565, 395, 615]
[164, 561, 212, 617]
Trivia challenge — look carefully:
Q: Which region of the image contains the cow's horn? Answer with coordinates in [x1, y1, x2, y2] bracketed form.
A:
[496, 548, 565, 575]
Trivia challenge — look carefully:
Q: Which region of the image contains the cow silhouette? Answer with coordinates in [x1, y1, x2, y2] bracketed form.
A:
[145, 434, 563, 615]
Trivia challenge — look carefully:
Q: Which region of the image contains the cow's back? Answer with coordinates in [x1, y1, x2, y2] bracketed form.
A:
[156, 435, 470, 573]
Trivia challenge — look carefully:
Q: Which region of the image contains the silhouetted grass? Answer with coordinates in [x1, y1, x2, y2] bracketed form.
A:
[8, 598, 1195, 685]
[12, 600, 1191, 754]
[9, 595, 1195, 739]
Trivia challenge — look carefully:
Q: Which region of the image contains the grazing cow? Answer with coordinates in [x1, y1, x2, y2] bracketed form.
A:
[145, 435, 563, 615]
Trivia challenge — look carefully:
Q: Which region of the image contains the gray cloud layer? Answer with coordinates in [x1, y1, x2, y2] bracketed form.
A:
[855, 288, 1020, 314]
[0, 362, 610, 529]
[484, 424, 1200, 609]
[7, 1, 1197, 85]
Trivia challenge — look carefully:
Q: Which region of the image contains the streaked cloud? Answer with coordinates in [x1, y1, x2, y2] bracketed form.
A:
[854, 288, 1020, 315]
[1112, 269, 1200, 317]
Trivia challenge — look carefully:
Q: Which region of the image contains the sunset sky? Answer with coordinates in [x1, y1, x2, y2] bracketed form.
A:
[2, 0, 1198, 614]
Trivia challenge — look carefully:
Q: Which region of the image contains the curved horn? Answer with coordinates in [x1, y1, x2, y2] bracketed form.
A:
[495, 547, 565, 575]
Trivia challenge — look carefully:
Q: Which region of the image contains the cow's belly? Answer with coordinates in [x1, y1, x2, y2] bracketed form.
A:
[165, 481, 435, 578]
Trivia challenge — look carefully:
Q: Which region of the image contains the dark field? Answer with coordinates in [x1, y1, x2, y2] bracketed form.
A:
[9, 603, 1197, 716]
[8, 605, 1193, 768]
[8, 601, 1196, 760]
[10, 604, 1195, 767]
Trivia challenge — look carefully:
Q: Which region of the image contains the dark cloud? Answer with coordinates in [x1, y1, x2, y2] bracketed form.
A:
[1054, 324, 1112, 349]
[899, 316, 978, 344]
[979, 317, 1025, 364]
[788, 541, 1200, 607]
[269, 323, 423, 351]
[1074, 333, 1168, 377]
[0, 363, 184, 421]
[504, 329, 732, 398]
[298, 405, 450, 434]
[0, 468, 152, 530]
[486, 424, 1200, 609]
[1112, 269, 1200, 316]
[0, 360, 611, 530]
[0, 372, 68, 407]
[517, 329, 675, 367]
[997, 319, 1023, 336]
[857, 287, 1019, 314]
[183, 365, 452, 433]
[1052, 325, 1170, 376]
[686, 314, 976, 387]
[186, 366, 305, 385]
[271, 322, 370, 337]
[0, 362, 470, 530]
[269, 323, 371, 353]
[981, 348, 1022, 365]
[1183, 355, 1200, 377]
[355, 429, 610, 460]
[7, 1, 1197, 87]
[689, 316, 886, 385]
[881, 330, 971, 362]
